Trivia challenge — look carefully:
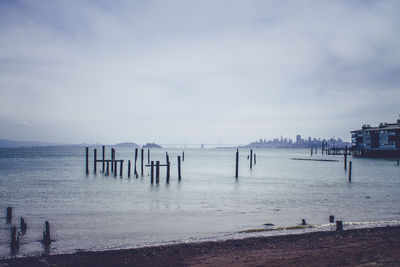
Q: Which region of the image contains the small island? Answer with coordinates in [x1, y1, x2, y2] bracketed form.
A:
[142, 142, 162, 148]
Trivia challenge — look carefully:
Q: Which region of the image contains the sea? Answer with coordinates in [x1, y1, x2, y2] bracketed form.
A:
[0, 147, 399, 258]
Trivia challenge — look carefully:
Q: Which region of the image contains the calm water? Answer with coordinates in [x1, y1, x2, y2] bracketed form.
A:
[1, 147, 399, 257]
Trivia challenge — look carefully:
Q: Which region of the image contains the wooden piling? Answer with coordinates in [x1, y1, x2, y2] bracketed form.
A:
[250, 149, 253, 169]
[329, 215, 334, 223]
[43, 221, 51, 245]
[150, 161, 154, 184]
[6, 207, 12, 223]
[106, 161, 109, 175]
[111, 148, 114, 173]
[114, 160, 117, 177]
[141, 149, 144, 177]
[94, 149, 97, 174]
[311, 147, 313, 156]
[182, 151, 185, 162]
[166, 161, 170, 183]
[128, 160, 131, 177]
[134, 148, 138, 178]
[344, 153, 347, 170]
[336, 221, 343, 231]
[235, 149, 239, 178]
[348, 161, 352, 182]
[20, 217, 27, 233]
[148, 149, 150, 164]
[178, 156, 182, 180]
[85, 147, 89, 175]
[254, 153, 256, 165]
[156, 161, 160, 184]
[10, 225, 17, 251]
[102, 145, 105, 173]
[120, 160, 123, 177]
[166, 153, 170, 183]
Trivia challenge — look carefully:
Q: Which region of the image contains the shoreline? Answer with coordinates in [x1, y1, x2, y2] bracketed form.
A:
[2, 225, 400, 266]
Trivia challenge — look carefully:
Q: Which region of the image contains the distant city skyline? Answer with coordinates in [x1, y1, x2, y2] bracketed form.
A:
[1, 1, 399, 144]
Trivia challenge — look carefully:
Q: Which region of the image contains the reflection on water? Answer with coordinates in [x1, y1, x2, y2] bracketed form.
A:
[0, 147, 399, 257]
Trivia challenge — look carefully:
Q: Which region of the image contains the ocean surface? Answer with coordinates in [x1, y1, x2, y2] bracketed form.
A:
[0, 147, 399, 258]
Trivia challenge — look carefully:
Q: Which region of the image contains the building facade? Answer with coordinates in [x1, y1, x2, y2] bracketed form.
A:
[351, 118, 400, 158]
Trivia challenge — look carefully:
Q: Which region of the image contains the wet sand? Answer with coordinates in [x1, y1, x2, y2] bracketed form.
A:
[2, 226, 400, 266]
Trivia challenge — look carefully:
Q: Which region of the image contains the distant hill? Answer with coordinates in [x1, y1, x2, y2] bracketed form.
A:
[115, 142, 140, 148]
[0, 139, 57, 148]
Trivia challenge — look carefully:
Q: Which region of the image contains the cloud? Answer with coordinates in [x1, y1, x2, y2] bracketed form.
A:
[0, 0, 399, 144]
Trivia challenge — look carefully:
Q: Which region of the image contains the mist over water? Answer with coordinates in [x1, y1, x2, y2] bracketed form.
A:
[0, 147, 399, 257]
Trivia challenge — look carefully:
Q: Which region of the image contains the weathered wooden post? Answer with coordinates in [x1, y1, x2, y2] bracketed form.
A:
[20, 217, 27, 233]
[111, 148, 115, 173]
[10, 225, 18, 252]
[120, 160, 123, 177]
[128, 160, 131, 177]
[254, 153, 256, 165]
[178, 156, 182, 180]
[329, 215, 334, 223]
[141, 149, 144, 177]
[166, 161, 170, 183]
[6, 207, 12, 223]
[150, 161, 154, 184]
[43, 221, 51, 246]
[106, 161, 110, 175]
[94, 148, 97, 174]
[250, 149, 253, 169]
[348, 161, 352, 182]
[148, 149, 150, 164]
[85, 147, 89, 175]
[114, 160, 117, 177]
[336, 221, 343, 231]
[134, 148, 138, 178]
[311, 147, 313, 156]
[235, 149, 239, 178]
[156, 161, 160, 184]
[166, 153, 170, 183]
[182, 151, 185, 162]
[344, 153, 347, 170]
[102, 145, 105, 173]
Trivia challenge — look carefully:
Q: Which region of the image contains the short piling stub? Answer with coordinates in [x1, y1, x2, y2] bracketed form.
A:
[6, 207, 12, 223]
[120, 160, 123, 177]
[235, 149, 239, 178]
[250, 149, 253, 169]
[141, 149, 144, 177]
[348, 161, 352, 182]
[10, 225, 18, 253]
[150, 161, 154, 184]
[178, 156, 182, 180]
[42, 221, 51, 246]
[336, 220, 343, 231]
[128, 160, 131, 178]
[85, 147, 89, 175]
[20, 217, 27, 233]
[329, 215, 334, 223]
[156, 161, 160, 184]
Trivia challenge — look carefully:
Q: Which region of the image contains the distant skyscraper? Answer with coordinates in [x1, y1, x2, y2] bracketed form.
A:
[296, 135, 301, 144]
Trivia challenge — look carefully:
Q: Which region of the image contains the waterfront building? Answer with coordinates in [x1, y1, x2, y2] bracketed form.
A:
[351, 117, 400, 158]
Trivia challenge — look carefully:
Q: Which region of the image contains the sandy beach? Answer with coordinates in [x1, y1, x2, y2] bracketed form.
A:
[2, 226, 400, 267]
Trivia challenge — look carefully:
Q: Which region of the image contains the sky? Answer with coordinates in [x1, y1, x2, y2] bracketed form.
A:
[0, 0, 399, 145]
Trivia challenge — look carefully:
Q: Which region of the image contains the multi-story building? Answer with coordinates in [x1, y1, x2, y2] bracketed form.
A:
[351, 117, 400, 157]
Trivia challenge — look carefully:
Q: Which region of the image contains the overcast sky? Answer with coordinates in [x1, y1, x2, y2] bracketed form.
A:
[0, 0, 399, 145]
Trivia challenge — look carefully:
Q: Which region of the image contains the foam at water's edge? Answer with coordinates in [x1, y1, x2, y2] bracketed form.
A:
[3, 220, 399, 260]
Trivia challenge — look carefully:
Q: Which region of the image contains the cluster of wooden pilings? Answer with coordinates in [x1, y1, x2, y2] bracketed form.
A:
[5, 207, 51, 254]
[235, 149, 257, 178]
[85, 146, 184, 183]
